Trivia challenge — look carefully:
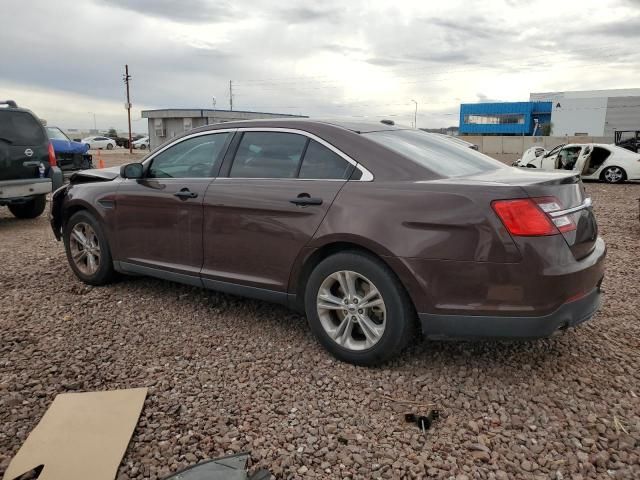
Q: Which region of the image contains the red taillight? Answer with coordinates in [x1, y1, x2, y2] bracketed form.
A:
[532, 196, 576, 233]
[492, 196, 577, 236]
[492, 199, 557, 236]
[48, 142, 57, 167]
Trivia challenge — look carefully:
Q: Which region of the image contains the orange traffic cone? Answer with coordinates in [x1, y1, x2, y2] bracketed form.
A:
[97, 151, 105, 169]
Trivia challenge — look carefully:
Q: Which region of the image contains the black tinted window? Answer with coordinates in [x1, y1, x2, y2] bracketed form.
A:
[299, 140, 351, 179]
[230, 132, 307, 178]
[148, 133, 230, 178]
[0, 111, 46, 146]
[364, 130, 506, 177]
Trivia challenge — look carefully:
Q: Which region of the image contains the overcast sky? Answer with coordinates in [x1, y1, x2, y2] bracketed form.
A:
[1, 0, 639, 132]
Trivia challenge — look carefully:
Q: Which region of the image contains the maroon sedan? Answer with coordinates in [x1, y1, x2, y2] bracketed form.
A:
[50, 120, 605, 365]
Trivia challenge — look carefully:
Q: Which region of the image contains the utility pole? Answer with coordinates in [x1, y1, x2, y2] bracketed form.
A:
[411, 99, 418, 128]
[229, 80, 233, 111]
[123, 65, 133, 154]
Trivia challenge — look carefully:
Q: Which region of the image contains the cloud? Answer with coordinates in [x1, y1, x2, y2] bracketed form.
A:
[2, 0, 639, 131]
[100, 0, 237, 24]
[277, 5, 345, 23]
[589, 18, 640, 37]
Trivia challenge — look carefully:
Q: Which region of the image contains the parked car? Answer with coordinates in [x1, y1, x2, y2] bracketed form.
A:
[46, 126, 93, 171]
[82, 136, 116, 150]
[513, 146, 547, 167]
[50, 120, 605, 365]
[132, 136, 149, 150]
[518, 143, 640, 183]
[0, 100, 63, 218]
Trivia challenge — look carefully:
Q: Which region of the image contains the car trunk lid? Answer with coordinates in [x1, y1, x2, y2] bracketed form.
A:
[467, 168, 598, 259]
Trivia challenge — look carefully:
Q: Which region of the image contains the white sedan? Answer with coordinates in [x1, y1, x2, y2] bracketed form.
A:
[132, 136, 149, 150]
[518, 143, 640, 183]
[82, 136, 116, 150]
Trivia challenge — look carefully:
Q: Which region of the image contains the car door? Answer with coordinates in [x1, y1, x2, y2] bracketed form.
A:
[114, 131, 233, 281]
[201, 130, 354, 296]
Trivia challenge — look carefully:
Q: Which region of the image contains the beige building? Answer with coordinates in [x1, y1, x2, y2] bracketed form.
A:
[141, 109, 306, 149]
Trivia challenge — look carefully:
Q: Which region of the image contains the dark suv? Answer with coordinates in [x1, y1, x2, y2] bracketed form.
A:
[0, 101, 63, 218]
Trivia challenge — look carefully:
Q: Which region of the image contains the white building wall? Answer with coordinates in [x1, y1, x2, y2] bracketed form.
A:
[549, 97, 608, 136]
[530, 88, 640, 101]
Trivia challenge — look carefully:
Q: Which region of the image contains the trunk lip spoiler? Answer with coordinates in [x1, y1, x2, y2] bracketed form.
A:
[548, 197, 592, 218]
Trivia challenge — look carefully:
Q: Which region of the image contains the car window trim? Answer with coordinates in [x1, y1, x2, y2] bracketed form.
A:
[143, 127, 374, 182]
[224, 127, 373, 181]
[143, 129, 236, 180]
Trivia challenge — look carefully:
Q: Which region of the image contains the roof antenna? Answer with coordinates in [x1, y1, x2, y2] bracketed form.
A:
[380, 119, 395, 126]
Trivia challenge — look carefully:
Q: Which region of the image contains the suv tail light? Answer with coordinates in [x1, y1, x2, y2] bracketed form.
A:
[48, 142, 57, 167]
[492, 196, 576, 236]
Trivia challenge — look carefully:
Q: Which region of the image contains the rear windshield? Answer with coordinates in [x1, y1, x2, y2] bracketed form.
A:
[363, 129, 506, 177]
[0, 110, 46, 146]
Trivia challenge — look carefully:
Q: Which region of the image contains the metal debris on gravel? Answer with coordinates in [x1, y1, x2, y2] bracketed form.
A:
[1, 182, 639, 479]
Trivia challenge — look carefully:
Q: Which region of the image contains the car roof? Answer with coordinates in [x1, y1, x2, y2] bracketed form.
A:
[191, 118, 406, 135]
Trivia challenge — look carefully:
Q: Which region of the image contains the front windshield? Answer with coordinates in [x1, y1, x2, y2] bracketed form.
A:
[46, 127, 69, 141]
[364, 129, 506, 177]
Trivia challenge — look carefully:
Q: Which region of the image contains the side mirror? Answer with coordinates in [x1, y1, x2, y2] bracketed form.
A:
[120, 162, 144, 179]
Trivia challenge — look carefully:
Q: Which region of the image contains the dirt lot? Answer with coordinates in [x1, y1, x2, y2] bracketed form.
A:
[0, 176, 638, 479]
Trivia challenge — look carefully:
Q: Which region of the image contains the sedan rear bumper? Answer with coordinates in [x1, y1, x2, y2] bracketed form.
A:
[420, 285, 601, 339]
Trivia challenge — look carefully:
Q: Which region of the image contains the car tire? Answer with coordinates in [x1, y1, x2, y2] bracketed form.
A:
[601, 166, 626, 184]
[8, 194, 46, 219]
[63, 210, 116, 286]
[140, 144, 146, 150]
[526, 164, 537, 168]
[304, 251, 415, 366]
[107, 143, 114, 150]
[85, 143, 91, 150]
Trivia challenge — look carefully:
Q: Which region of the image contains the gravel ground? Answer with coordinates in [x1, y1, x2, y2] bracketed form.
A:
[0, 182, 638, 480]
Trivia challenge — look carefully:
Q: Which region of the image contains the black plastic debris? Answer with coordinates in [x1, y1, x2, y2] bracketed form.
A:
[163, 452, 270, 480]
[405, 410, 439, 433]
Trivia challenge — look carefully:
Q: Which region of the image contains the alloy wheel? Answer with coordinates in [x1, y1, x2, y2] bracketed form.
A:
[69, 222, 101, 275]
[316, 270, 386, 351]
[604, 167, 624, 183]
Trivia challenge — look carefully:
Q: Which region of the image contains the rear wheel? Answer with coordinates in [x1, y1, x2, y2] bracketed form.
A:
[106, 143, 114, 150]
[8, 195, 46, 219]
[63, 210, 115, 285]
[304, 251, 415, 366]
[139, 144, 146, 150]
[601, 166, 626, 184]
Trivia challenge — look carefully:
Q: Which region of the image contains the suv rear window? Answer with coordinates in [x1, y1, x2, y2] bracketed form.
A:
[0, 110, 46, 146]
[364, 129, 506, 177]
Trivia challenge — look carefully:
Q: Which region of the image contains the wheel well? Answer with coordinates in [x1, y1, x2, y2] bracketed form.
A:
[63, 205, 89, 227]
[292, 241, 414, 313]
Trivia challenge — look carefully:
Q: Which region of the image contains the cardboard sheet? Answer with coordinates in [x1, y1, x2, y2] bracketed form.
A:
[3, 388, 147, 480]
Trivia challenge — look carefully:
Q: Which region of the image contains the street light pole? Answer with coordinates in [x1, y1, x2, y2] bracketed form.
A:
[411, 100, 418, 128]
[88, 112, 97, 132]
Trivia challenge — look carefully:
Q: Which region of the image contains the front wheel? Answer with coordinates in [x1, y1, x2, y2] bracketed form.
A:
[304, 251, 415, 366]
[63, 210, 116, 285]
[8, 195, 46, 219]
[601, 166, 626, 184]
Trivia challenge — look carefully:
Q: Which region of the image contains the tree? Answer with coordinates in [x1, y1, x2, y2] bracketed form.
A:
[107, 128, 118, 137]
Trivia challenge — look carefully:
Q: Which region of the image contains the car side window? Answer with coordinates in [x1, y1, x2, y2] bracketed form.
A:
[298, 140, 351, 179]
[230, 132, 307, 178]
[148, 133, 230, 179]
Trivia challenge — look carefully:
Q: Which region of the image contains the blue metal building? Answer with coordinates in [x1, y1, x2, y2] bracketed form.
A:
[459, 101, 552, 135]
